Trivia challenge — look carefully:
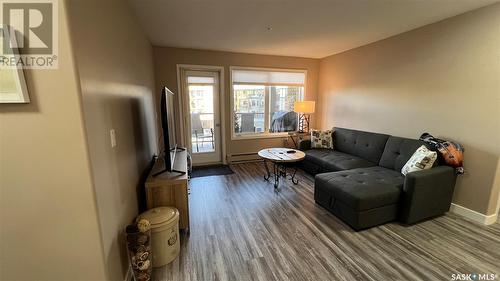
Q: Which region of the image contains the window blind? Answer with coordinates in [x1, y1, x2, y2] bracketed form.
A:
[232, 69, 305, 85]
[187, 76, 215, 84]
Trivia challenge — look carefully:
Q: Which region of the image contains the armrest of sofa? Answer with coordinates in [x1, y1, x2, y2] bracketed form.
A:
[399, 166, 457, 224]
[298, 139, 311, 151]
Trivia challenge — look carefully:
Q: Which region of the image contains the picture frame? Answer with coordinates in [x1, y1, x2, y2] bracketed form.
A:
[0, 25, 30, 103]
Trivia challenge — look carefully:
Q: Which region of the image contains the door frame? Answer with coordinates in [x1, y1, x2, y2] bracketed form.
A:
[176, 64, 227, 165]
[183, 70, 221, 164]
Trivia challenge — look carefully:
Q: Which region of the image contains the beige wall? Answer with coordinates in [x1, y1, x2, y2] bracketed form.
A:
[66, 0, 158, 280]
[153, 47, 319, 161]
[0, 1, 107, 280]
[317, 4, 500, 215]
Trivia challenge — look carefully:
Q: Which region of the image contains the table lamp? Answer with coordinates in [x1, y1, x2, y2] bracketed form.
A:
[294, 101, 315, 133]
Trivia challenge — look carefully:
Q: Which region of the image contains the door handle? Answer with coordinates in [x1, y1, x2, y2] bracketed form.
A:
[215, 124, 220, 127]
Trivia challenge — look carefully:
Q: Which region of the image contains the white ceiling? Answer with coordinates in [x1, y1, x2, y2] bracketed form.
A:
[129, 0, 499, 59]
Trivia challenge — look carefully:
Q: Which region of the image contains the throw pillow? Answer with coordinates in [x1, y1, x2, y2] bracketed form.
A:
[311, 129, 333, 149]
[401, 145, 437, 175]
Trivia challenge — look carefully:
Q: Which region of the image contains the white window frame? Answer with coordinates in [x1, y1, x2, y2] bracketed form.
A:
[230, 66, 307, 140]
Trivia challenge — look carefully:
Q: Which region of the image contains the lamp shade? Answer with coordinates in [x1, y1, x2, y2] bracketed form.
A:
[294, 101, 315, 114]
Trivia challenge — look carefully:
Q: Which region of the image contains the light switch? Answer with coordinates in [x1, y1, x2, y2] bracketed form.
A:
[110, 129, 117, 148]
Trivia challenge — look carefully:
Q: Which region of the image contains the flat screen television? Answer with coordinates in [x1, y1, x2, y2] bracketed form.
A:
[153, 87, 185, 176]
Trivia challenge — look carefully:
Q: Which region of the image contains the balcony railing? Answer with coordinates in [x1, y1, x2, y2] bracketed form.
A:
[234, 112, 265, 133]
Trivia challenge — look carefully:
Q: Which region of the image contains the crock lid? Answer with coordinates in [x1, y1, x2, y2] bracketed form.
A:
[138, 207, 178, 227]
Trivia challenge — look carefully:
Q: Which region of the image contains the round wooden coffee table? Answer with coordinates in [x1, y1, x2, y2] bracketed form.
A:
[258, 148, 305, 190]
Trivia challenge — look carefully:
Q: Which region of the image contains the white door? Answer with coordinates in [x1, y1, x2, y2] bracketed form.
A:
[181, 70, 222, 165]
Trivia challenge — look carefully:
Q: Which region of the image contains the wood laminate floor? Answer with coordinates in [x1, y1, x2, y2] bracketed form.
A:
[154, 162, 500, 281]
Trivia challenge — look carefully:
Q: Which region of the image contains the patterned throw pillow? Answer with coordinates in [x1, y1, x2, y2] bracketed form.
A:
[310, 130, 334, 149]
[401, 145, 437, 175]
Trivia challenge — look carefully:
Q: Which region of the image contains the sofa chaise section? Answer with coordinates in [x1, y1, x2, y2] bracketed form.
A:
[300, 128, 457, 230]
[315, 166, 404, 230]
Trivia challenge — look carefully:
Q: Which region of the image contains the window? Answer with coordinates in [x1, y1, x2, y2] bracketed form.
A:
[231, 67, 306, 138]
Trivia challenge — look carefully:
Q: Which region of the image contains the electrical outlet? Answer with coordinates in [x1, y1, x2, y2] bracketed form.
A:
[110, 129, 117, 148]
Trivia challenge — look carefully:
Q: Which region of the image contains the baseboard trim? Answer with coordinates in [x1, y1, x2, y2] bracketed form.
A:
[450, 203, 498, 225]
[124, 266, 132, 281]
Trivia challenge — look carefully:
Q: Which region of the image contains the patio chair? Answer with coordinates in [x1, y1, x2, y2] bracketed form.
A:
[191, 113, 214, 152]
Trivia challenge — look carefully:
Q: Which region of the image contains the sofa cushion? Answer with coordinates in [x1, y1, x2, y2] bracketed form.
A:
[304, 149, 376, 172]
[333, 128, 390, 164]
[311, 129, 334, 149]
[379, 136, 431, 172]
[315, 167, 404, 211]
[401, 145, 437, 175]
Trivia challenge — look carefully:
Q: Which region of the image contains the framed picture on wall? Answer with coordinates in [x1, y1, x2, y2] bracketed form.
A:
[0, 26, 29, 103]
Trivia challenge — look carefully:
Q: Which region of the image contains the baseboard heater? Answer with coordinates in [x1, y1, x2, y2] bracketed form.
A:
[227, 152, 263, 164]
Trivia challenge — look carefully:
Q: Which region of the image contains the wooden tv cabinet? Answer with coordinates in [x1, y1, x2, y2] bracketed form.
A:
[145, 150, 190, 232]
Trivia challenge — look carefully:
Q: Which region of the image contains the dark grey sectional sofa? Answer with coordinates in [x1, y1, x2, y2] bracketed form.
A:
[299, 127, 457, 230]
